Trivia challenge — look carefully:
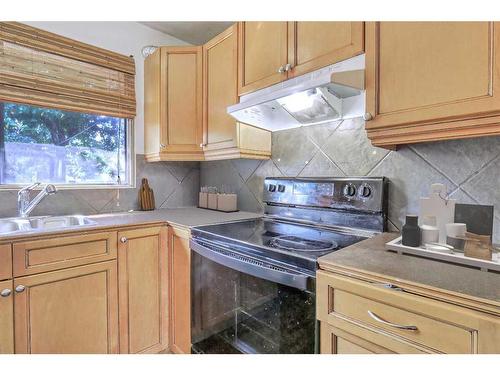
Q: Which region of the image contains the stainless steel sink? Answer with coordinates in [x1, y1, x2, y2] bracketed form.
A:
[0, 215, 97, 235]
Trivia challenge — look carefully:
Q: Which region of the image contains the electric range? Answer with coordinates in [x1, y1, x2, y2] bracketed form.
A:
[190, 177, 388, 354]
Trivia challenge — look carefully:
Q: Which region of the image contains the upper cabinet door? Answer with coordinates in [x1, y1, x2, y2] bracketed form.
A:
[203, 24, 238, 151]
[238, 22, 288, 95]
[160, 46, 204, 159]
[287, 22, 364, 78]
[365, 22, 500, 146]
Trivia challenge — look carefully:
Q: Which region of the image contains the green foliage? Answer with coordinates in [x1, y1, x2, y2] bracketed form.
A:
[0, 102, 128, 184]
[3, 103, 124, 151]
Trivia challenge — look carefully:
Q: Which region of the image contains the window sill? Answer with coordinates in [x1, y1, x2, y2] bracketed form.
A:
[0, 184, 136, 191]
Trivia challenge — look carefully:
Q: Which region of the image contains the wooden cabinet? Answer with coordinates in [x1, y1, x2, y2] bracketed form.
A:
[238, 22, 289, 95]
[118, 226, 168, 354]
[320, 322, 396, 354]
[168, 226, 191, 354]
[14, 261, 119, 353]
[287, 22, 364, 78]
[203, 25, 271, 160]
[145, 46, 204, 161]
[13, 231, 117, 276]
[238, 21, 364, 95]
[317, 271, 500, 354]
[365, 22, 500, 148]
[0, 244, 12, 280]
[0, 279, 14, 354]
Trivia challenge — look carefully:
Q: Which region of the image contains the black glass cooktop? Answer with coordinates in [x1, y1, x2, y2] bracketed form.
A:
[191, 218, 368, 272]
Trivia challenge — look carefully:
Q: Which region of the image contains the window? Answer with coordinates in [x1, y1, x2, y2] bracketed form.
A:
[0, 101, 132, 187]
[0, 22, 136, 188]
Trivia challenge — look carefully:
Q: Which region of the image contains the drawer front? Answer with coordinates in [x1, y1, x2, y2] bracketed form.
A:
[0, 244, 12, 280]
[317, 271, 477, 354]
[13, 231, 117, 276]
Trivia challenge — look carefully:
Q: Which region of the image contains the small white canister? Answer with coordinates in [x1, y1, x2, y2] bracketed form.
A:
[420, 225, 440, 245]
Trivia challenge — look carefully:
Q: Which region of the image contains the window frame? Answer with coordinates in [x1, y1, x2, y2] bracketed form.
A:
[0, 118, 136, 190]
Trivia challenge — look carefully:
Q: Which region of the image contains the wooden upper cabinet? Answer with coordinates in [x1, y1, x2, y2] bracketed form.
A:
[238, 22, 288, 95]
[144, 46, 204, 161]
[14, 261, 119, 354]
[366, 22, 500, 148]
[203, 24, 239, 152]
[287, 22, 364, 78]
[118, 226, 168, 354]
[203, 24, 272, 160]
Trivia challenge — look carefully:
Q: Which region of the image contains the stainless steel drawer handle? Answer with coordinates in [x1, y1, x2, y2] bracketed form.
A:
[0, 288, 12, 297]
[367, 310, 418, 331]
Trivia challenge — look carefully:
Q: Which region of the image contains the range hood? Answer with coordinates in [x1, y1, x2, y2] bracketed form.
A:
[227, 54, 365, 131]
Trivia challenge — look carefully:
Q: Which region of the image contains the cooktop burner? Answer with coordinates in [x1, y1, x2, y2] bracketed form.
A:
[268, 235, 338, 253]
[191, 218, 369, 272]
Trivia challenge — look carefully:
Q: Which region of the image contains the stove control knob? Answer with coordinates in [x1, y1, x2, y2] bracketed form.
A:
[268, 184, 277, 192]
[343, 183, 356, 198]
[277, 184, 286, 193]
[359, 184, 372, 198]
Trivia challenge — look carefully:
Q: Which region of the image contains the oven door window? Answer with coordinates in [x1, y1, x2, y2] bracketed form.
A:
[191, 251, 315, 354]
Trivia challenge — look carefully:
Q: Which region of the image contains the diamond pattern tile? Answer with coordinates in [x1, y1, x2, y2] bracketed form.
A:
[200, 118, 500, 242]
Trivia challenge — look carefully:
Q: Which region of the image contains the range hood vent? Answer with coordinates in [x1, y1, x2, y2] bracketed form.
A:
[227, 54, 365, 132]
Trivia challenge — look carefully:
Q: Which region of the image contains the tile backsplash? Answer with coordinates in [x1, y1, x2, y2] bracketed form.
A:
[200, 117, 500, 243]
[0, 154, 200, 217]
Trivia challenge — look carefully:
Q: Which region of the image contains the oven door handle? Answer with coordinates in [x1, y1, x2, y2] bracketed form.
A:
[190, 240, 311, 291]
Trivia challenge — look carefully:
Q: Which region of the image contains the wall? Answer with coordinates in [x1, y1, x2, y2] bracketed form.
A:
[0, 22, 200, 216]
[200, 118, 500, 243]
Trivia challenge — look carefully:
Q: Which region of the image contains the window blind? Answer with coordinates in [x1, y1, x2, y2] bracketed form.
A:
[0, 22, 136, 118]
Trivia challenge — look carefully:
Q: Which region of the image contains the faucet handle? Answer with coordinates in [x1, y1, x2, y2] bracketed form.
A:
[18, 182, 41, 194]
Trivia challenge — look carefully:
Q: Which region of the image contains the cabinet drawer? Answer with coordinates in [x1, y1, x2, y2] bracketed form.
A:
[0, 244, 12, 280]
[317, 271, 481, 353]
[13, 231, 117, 276]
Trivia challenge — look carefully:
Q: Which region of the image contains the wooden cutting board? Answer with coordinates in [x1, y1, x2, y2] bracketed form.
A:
[139, 178, 155, 211]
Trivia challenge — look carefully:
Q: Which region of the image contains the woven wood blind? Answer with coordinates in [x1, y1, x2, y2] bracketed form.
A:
[0, 22, 136, 118]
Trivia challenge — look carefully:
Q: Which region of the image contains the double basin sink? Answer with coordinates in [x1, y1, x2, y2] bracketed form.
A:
[0, 215, 97, 235]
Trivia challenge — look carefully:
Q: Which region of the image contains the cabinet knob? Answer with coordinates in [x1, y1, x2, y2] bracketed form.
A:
[278, 65, 285, 73]
[0, 288, 12, 297]
[284, 63, 293, 72]
[15, 285, 25, 293]
[160, 143, 166, 149]
[120, 237, 128, 243]
[363, 112, 373, 121]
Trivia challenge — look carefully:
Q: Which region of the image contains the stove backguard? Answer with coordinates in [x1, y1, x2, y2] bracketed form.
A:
[263, 177, 388, 232]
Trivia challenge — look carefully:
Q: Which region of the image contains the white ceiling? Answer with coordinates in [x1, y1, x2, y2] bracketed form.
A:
[140, 22, 234, 45]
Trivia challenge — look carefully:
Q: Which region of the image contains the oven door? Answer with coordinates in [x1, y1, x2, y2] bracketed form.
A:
[190, 238, 316, 354]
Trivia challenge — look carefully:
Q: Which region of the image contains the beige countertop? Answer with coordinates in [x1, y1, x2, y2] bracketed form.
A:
[318, 232, 500, 306]
[0, 207, 263, 241]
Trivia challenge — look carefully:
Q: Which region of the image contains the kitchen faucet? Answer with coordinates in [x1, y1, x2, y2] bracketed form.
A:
[17, 182, 57, 218]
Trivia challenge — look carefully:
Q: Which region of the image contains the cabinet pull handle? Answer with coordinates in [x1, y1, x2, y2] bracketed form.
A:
[278, 65, 285, 73]
[120, 237, 128, 243]
[367, 310, 418, 331]
[284, 63, 293, 72]
[15, 285, 26, 293]
[0, 288, 12, 297]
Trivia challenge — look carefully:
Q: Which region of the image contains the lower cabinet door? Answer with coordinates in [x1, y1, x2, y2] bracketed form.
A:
[118, 226, 168, 354]
[320, 322, 396, 354]
[169, 226, 191, 354]
[0, 280, 14, 354]
[13, 261, 119, 354]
